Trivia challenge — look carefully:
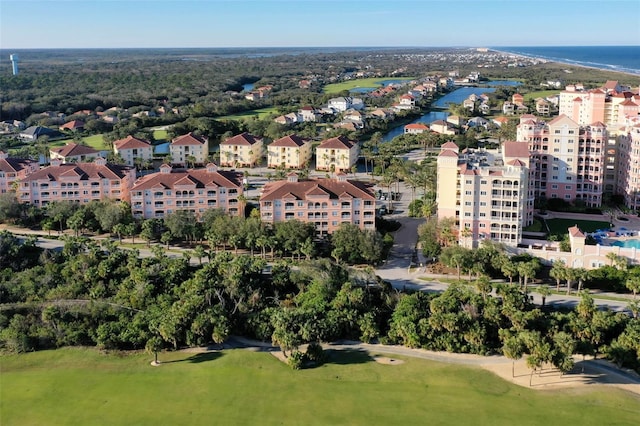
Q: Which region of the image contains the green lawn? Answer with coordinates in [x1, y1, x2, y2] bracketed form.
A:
[523, 90, 561, 102]
[323, 77, 416, 94]
[2, 347, 638, 426]
[152, 129, 168, 141]
[53, 134, 107, 150]
[544, 218, 610, 238]
[219, 107, 280, 121]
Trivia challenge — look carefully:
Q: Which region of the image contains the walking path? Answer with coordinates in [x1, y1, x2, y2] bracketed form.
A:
[206, 336, 640, 395]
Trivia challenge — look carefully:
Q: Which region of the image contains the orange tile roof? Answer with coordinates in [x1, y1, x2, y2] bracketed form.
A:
[131, 168, 242, 191]
[171, 132, 207, 146]
[0, 155, 38, 173]
[260, 177, 374, 202]
[568, 225, 584, 238]
[114, 135, 152, 150]
[317, 135, 356, 150]
[503, 141, 530, 158]
[22, 162, 132, 181]
[405, 123, 429, 130]
[50, 143, 99, 157]
[221, 132, 261, 146]
[270, 134, 308, 148]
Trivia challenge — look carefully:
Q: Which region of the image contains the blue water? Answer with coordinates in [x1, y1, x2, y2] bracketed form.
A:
[383, 111, 449, 141]
[433, 87, 496, 108]
[485, 80, 522, 87]
[610, 239, 640, 249]
[494, 46, 640, 76]
[242, 83, 254, 92]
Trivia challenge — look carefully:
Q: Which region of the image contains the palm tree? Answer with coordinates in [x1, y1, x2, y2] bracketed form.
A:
[536, 285, 552, 307]
[625, 275, 640, 299]
[549, 261, 567, 292]
[517, 260, 539, 292]
[574, 267, 589, 292]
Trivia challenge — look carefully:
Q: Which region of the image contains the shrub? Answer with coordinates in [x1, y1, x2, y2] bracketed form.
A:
[305, 342, 327, 365]
[287, 350, 305, 370]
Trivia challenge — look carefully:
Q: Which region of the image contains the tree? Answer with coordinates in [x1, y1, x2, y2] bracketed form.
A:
[440, 245, 471, 280]
[500, 331, 524, 377]
[517, 259, 540, 292]
[625, 275, 640, 299]
[549, 261, 567, 292]
[536, 285, 552, 307]
[145, 336, 163, 365]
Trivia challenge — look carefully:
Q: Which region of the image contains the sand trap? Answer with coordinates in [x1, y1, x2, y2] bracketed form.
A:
[374, 356, 405, 365]
[480, 358, 640, 395]
[270, 351, 288, 363]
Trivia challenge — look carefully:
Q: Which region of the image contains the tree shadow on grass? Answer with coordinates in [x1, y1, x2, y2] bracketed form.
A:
[323, 348, 373, 366]
[162, 351, 224, 365]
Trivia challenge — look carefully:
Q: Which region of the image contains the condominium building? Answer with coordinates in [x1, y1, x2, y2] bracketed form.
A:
[0, 151, 39, 194]
[267, 134, 312, 169]
[558, 81, 639, 130]
[436, 141, 532, 248]
[170, 132, 209, 167]
[517, 114, 606, 206]
[17, 157, 135, 206]
[615, 120, 640, 209]
[113, 135, 153, 167]
[220, 132, 264, 167]
[129, 163, 243, 219]
[259, 173, 375, 236]
[315, 136, 359, 172]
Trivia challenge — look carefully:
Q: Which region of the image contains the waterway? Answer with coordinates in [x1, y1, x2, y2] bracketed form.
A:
[382, 80, 521, 142]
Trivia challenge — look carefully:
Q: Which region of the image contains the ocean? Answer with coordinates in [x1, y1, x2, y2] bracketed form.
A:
[494, 46, 640, 76]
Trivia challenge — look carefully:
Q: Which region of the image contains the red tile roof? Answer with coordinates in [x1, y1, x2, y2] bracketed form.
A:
[0, 155, 38, 173]
[441, 141, 458, 150]
[260, 177, 374, 202]
[50, 143, 99, 157]
[438, 150, 458, 158]
[568, 225, 584, 238]
[405, 123, 429, 130]
[172, 132, 207, 146]
[503, 141, 530, 159]
[60, 120, 85, 130]
[222, 132, 261, 146]
[22, 162, 133, 181]
[318, 135, 356, 150]
[131, 168, 242, 191]
[270, 134, 308, 148]
[114, 135, 152, 150]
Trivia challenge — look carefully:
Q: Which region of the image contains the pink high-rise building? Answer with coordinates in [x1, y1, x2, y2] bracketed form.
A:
[517, 114, 606, 207]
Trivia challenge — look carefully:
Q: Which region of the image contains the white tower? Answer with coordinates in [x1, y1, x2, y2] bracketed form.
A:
[10, 54, 19, 76]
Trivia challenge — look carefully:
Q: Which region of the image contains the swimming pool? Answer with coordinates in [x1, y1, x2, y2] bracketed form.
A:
[609, 239, 640, 249]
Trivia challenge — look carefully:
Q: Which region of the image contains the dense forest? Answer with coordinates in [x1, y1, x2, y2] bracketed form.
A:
[1, 231, 638, 373]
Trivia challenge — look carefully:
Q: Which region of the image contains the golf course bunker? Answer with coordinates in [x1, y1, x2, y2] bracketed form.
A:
[373, 356, 405, 365]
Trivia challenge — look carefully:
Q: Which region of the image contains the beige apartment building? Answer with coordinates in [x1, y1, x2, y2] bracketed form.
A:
[436, 141, 532, 248]
[315, 136, 359, 172]
[267, 134, 312, 169]
[113, 135, 153, 167]
[170, 132, 209, 167]
[220, 132, 264, 167]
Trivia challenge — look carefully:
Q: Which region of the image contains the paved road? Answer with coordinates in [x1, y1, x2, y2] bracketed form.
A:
[373, 217, 635, 315]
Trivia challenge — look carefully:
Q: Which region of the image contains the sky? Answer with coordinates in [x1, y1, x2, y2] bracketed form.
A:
[1, 0, 639, 49]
